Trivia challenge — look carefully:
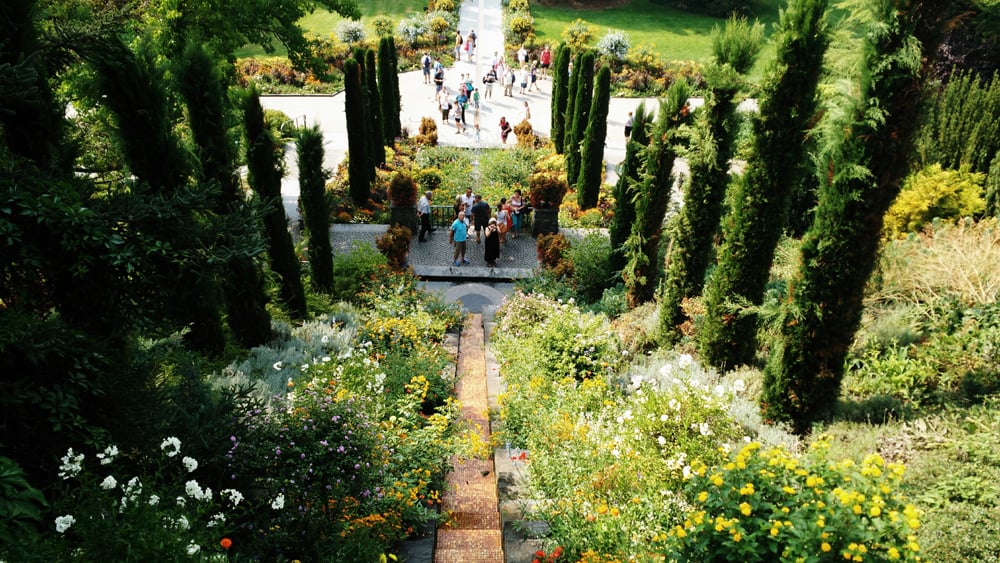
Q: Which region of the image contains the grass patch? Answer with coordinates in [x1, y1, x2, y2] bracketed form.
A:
[530, 0, 782, 66]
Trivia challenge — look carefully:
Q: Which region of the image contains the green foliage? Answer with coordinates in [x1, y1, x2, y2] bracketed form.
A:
[0, 455, 47, 548]
[244, 89, 308, 320]
[987, 150, 1000, 216]
[536, 233, 574, 279]
[371, 15, 394, 37]
[363, 49, 384, 169]
[763, 0, 949, 432]
[566, 50, 596, 188]
[550, 43, 571, 154]
[668, 441, 923, 561]
[477, 147, 536, 197]
[884, 164, 985, 238]
[609, 103, 649, 275]
[569, 232, 614, 304]
[331, 241, 389, 303]
[343, 57, 372, 205]
[711, 16, 765, 75]
[576, 65, 612, 209]
[623, 81, 691, 309]
[561, 19, 593, 50]
[377, 37, 401, 145]
[506, 13, 535, 44]
[414, 146, 472, 195]
[915, 69, 1000, 175]
[297, 126, 334, 293]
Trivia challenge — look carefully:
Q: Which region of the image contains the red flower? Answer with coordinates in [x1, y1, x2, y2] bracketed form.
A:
[220, 537, 233, 550]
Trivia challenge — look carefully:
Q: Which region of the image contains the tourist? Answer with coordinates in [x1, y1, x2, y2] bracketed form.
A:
[449, 210, 469, 266]
[417, 190, 434, 242]
[483, 67, 497, 99]
[464, 34, 473, 62]
[455, 30, 463, 60]
[509, 189, 526, 238]
[521, 101, 531, 122]
[421, 52, 432, 84]
[504, 67, 516, 97]
[519, 66, 529, 95]
[471, 194, 492, 243]
[433, 66, 445, 94]
[484, 218, 500, 267]
[529, 63, 539, 92]
[460, 187, 476, 211]
[540, 45, 552, 78]
[517, 44, 528, 67]
[499, 116, 512, 144]
[625, 111, 633, 139]
[472, 87, 480, 110]
[469, 29, 477, 50]
[496, 198, 511, 244]
[439, 94, 451, 123]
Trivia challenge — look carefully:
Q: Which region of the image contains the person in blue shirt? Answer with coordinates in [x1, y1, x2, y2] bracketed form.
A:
[449, 210, 469, 266]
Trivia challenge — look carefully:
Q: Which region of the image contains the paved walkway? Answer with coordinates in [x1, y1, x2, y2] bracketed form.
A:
[434, 314, 505, 563]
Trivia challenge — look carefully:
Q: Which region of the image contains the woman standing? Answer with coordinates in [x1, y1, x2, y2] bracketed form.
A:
[499, 116, 512, 144]
[509, 189, 525, 238]
[496, 198, 511, 244]
[484, 218, 501, 267]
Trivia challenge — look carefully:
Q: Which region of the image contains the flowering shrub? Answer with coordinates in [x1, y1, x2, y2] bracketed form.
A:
[38, 440, 247, 561]
[597, 30, 631, 63]
[335, 20, 366, 44]
[397, 15, 429, 46]
[372, 15, 394, 37]
[562, 19, 593, 50]
[667, 440, 923, 562]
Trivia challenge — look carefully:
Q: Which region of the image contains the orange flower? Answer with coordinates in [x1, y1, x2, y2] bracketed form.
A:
[220, 537, 233, 550]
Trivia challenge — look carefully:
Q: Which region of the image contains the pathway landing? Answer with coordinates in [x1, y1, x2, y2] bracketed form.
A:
[434, 314, 504, 563]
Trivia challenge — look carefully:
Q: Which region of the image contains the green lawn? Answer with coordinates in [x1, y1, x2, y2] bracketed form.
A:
[531, 0, 782, 76]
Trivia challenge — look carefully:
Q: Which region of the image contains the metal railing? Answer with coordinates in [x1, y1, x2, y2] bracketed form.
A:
[428, 205, 532, 228]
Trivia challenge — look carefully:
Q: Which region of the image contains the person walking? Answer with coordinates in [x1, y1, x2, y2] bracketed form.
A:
[417, 190, 434, 242]
[484, 218, 501, 267]
[483, 67, 497, 99]
[540, 45, 552, 78]
[518, 66, 529, 95]
[625, 111, 633, 139]
[521, 101, 531, 122]
[499, 116, 512, 144]
[472, 87, 480, 110]
[439, 95, 452, 123]
[504, 67, 515, 97]
[449, 210, 469, 266]
[433, 66, 445, 94]
[455, 30, 463, 61]
[496, 198, 511, 244]
[421, 52, 432, 84]
[529, 63, 539, 92]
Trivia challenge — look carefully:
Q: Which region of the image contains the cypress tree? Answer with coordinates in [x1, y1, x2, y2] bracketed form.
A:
[388, 37, 402, 139]
[244, 89, 308, 320]
[566, 50, 596, 187]
[562, 51, 583, 167]
[343, 57, 371, 206]
[623, 81, 691, 308]
[91, 37, 226, 353]
[378, 36, 398, 145]
[297, 125, 334, 293]
[175, 40, 272, 347]
[551, 44, 572, 153]
[659, 16, 762, 341]
[762, 0, 949, 432]
[699, 0, 830, 369]
[577, 65, 612, 209]
[364, 49, 385, 167]
[609, 103, 650, 275]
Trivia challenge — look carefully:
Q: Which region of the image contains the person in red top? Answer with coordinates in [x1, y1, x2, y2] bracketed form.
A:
[539, 45, 552, 79]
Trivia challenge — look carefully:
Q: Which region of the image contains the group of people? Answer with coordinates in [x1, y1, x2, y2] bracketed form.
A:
[447, 187, 528, 268]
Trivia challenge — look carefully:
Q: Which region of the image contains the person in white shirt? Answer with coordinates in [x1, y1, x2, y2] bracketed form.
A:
[517, 45, 528, 66]
[417, 191, 434, 242]
[460, 187, 476, 212]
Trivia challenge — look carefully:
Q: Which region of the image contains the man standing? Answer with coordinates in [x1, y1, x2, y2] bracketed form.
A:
[540, 45, 552, 79]
[421, 52, 432, 84]
[450, 210, 469, 266]
[460, 187, 476, 212]
[483, 67, 497, 99]
[471, 194, 491, 244]
[625, 112, 633, 139]
[504, 67, 516, 97]
[417, 190, 434, 242]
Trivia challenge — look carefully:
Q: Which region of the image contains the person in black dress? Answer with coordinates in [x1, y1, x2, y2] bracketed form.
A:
[484, 218, 501, 267]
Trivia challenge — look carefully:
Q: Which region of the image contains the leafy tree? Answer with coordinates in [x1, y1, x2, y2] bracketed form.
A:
[343, 57, 371, 205]
[623, 81, 691, 308]
[699, 0, 830, 369]
[297, 126, 334, 292]
[244, 89, 308, 320]
[551, 43, 571, 153]
[762, 0, 951, 432]
[659, 16, 762, 341]
[174, 40, 273, 347]
[88, 36, 226, 353]
[143, 0, 361, 65]
[566, 50, 595, 187]
[609, 103, 650, 275]
[364, 49, 385, 168]
[577, 65, 612, 209]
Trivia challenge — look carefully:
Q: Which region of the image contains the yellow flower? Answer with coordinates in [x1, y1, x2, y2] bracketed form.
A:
[853, 504, 863, 515]
[869, 505, 881, 517]
[698, 491, 708, 503]
[887, 548, 900, 560]
[739, 502, 752, 516]
[770, 527, 779, 536]
[733, 532, 742, 542]
[821, 542, 831, 552]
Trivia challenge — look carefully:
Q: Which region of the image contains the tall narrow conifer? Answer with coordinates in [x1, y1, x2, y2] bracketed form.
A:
[343, 57, 371, 205]
[551, 44, 571, 153]
[364, 49, 385, 167]
[566, 50, 596, 187]
[609, 103, 650, 275]
[297, 126, 334, 293]
[577, 65, 612, 209]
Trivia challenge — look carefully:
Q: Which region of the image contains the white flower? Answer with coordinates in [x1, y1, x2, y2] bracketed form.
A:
[186, 542, 200, 555]
[611, 448, 621, 458]
[733, 379, 746, 393]
[207, 513, 226, 528]
[100, 475, 117, 490]
[221, 489, 244, 507]
[321, 334, 330, 343]
[176, 496, 186, 507]
[668, 398, 681, 411]
[176, 515, 190, 530]
[182, 456, 198, 473]
[660, 414, 669, 422]
[271, 493, 285, 510]
[148, 494, 160, 506]
[713, 384, 725, 396]
[699, 422, 713, 437]
[185, 480, 204, 499]
[322, 356, 331, 362]
[273, 361, 283, 370]
[160, 436, 181, 457]
[96, 445, 119, 465]
[58, 448, 85, 480]
[678, 354, 694, 368]
[55, 515, 76, 533]
[657, 435, 667, 446]
[682, 465, 692, 479]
